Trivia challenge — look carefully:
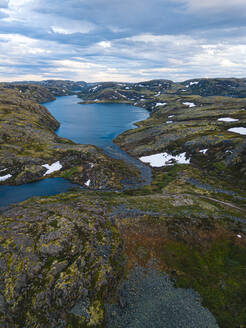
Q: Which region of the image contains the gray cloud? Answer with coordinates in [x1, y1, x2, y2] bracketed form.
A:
[0, 0, 245, 81]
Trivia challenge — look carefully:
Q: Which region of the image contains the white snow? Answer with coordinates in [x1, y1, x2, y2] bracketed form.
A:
[139, 152, 190, 167]
[0, 168, 7, 172]
[189, 81, 199, 86]
[42, 161, 62, 176]
[85, 179, 91, 187]
[0, 174, 12, 181]
[199, 149, 208, 154]
[140, 99, 145, 102]
[117, 92, 127, 99]
[156, 102, 167, 107]
[218, 117, 239, 122]
[228, 127, 246, 135]
[154, 92, 161, 97]
[168, 115, 174, 118]
[89, 163, 94, 168]
[166, 121, 173, 124]
[125, 87, 130, 89]
[237, 234, 242, 238]
[183, 102, 196, 107]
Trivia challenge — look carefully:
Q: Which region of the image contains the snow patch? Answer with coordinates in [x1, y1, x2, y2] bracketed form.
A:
[237, 234, 242, 238]
[168, 115, 174, 118]
[189, 81, 199, 86]
[89, 163, 94, 168]
[218, 117, 239, 122]
[199, 149, 208, 154]
[0, 168, 7, 173]
[166, 121, 173, 124]
[228, 127, 246, 135]
[139, 152, 190, 167]
[85, 179, 91, 187]
[156, 102, 167, 107]
[0, 174, 12, 181]
[42, 161, 62, 176]
[183, 102, 196, 107]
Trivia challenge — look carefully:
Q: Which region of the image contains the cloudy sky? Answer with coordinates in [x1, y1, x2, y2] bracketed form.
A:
[0, 0, 245, 82]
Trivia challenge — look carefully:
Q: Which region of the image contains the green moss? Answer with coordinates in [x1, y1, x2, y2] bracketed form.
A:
[61, 166, 79, 178]
[159, 239, 246, 328]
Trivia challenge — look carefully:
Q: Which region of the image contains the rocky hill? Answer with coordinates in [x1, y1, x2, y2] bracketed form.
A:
[7, 80, 87, 97]
[0, 84, 56, 103]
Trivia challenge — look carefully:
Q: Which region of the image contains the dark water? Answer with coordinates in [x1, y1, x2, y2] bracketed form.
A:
[0, 178, 79, 207]
[0, 96, 149, 206]
[45, 96, 148, 148]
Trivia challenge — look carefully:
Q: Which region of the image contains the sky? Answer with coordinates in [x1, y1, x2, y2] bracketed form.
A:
[0, 0, 245, 82]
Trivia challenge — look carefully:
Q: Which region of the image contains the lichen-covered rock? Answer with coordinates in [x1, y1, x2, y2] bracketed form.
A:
[0, 195, 124, 327]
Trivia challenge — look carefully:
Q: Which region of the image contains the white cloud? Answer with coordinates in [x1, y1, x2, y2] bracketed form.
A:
[176, 0, 246, 13]
[98, 41, 112, 48]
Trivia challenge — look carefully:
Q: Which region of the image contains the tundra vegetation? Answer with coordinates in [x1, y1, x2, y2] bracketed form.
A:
[0, 79, 246, 327]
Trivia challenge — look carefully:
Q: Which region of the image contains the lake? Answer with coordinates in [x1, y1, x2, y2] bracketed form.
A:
[0, 96, 149, 206]
[46, 96, 148, 148]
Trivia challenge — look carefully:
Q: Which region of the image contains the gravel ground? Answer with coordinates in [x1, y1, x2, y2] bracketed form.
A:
[104, 265, 219, 328]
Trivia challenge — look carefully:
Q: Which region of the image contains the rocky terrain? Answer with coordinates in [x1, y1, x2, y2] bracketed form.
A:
[78, 78, 246, 106]
[5, 80, 87, 97]
[0, 84, 56, 103]
[0, 174, 245, 327]
[0, 88, 140, 189]
[79, 79, 246, 185]
[0, 79, 246, 327]
[0, 193, 124, 327]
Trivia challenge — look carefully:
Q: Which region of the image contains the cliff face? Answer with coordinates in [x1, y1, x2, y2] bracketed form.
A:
[0, 88, 140, 188]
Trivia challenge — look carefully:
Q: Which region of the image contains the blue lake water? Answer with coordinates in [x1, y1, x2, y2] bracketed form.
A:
[45, 96, 149, 148]
[0, 178, 79, 207]
[0, 96, 149, 207]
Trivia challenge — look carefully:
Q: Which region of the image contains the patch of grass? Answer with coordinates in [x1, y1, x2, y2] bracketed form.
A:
[160, 239, 246, 328]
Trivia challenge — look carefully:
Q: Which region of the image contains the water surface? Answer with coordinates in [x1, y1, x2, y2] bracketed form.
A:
[0, 178, 79, 207]
[45, 96, 148, 148]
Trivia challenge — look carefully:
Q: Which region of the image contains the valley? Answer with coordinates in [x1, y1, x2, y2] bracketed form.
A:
[0, 79, 245, 328]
